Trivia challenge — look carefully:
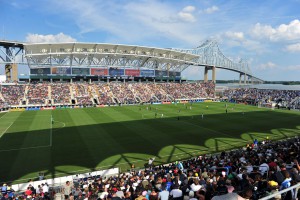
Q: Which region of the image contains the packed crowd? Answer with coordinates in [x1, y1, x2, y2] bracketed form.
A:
[51, 83, 71, 104]
[0, 82, 215, 106]
[72, 83, 93, 105]
[0, 98, 5, 109]
[109, 83, 136, 104]
[27, 83, 49, 105]
[92, 84, 114, 105]
[0, 85, 25, 105]
[223, 88, 300, 108]
[2, 136, 300, 200]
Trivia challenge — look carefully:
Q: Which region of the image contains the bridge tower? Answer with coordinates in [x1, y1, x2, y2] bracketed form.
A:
[0, 41, 24, 81]
[239, 73, 249, 85]
[5, 63, 18, 81]
[204, 66, 216, 83]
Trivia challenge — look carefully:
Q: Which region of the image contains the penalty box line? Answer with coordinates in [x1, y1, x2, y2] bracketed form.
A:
[0, 115, 54, 152]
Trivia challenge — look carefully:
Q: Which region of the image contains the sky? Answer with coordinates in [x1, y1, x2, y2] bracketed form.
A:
[0, 0, 300, 81]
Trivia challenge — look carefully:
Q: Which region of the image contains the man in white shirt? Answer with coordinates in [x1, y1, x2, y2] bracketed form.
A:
[259, 160, 269, 176]
[190, 179, 202, 192]
[42, 183, 49, 194]
[158, 185, 169, 200]
[170, 184, 182, 199]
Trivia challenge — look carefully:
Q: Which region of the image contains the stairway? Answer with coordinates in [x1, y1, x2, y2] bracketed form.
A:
[69, 85, 74, 99]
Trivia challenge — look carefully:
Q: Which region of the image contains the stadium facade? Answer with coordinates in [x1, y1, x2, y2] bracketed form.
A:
[23, 43, 198, 82]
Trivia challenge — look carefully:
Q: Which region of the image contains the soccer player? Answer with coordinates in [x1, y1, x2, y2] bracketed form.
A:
[201, 113, 204, 119]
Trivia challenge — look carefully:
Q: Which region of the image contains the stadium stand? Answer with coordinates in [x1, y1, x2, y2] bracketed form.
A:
[51, 83, 71, 105]
[1, 83, 300, 200]
[0, 84, 26, 106]
[2, 136, 300, 200]
[92, 83, 115, 105]
[0, 82, 216, 107]
[27, 83, 49, 105]
[222, 88, 300, 109]
[72, 83, 93, 105]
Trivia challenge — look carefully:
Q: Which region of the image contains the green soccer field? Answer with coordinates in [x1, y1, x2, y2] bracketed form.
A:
[0, 102, 300, 183]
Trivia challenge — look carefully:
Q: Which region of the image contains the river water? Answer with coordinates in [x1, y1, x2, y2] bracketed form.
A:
[216, 84, 300, 91]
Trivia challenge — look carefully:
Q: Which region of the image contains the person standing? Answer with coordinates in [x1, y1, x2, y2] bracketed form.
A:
[63, 181, 72, 200]
[158, 184, 169, 200]
[148, 157, 155, 169]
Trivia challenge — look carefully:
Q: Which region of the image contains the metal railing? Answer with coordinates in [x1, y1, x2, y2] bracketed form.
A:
[259, 182, 300, 200]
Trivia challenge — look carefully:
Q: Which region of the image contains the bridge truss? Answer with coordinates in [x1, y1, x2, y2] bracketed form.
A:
[0, 40, 263, 83]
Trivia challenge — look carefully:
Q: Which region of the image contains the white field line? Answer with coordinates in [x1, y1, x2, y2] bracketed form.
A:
[0, 122, 14, 138]
[53, 121, 66, 129]
[0, 112, 8, 119]
[0, 145, 51, 153]
[2, 115, 52, 119]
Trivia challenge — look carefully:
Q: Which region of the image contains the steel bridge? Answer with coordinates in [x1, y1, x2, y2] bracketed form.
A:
[172, 40, 263, 84]
[0, 40, 263, 83]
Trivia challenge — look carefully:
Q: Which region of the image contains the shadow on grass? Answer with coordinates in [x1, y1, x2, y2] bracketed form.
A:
[0, 109, 299, 183]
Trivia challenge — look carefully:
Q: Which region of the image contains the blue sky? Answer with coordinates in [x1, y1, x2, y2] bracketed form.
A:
[1, 0, 300, 81]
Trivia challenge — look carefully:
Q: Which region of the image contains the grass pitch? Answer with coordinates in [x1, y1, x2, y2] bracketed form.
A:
[0, 102, 300, 183]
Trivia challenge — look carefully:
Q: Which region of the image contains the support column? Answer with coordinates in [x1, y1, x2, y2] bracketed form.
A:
[5, 65, 12, 81]
[212, 66, 216, 83]
[244, 73, 246, 84]
[239, 73, 242, 85]
[204, 67, 209, 82]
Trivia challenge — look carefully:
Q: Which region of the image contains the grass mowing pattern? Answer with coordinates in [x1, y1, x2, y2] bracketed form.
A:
[0, 102, 300, 183]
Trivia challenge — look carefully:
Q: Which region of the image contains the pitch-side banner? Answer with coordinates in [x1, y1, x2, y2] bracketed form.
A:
[72, 68, 90, 75]
[140, 70, 155, 77]
[91, 68, 108, 76]
[52, 67, 71, 75]
[30, 68, 51, 75]
[125, 69, 140, 77]
[109, 68, 124, 76]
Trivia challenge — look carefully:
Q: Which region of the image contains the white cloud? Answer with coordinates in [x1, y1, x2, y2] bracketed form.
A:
[182, 6, 196, 13]
[178, 11, 196, 22]
[251, 19, 300, 41]
[224, 31, 244, 41]
[285, 43, 300, 52]
[256, 62, 277, 70]
[47, 1, 199, 45]
[26, 33, 77, 43]
[284, 65, 300, 71]
[201, 6, 219, 14]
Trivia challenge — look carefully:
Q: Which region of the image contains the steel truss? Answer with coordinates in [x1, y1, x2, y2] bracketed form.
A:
[0, 41, 24, 64]
[24, 43, 197, 73]
[173, 39, 252, 76]
[0, 40, 263, 82]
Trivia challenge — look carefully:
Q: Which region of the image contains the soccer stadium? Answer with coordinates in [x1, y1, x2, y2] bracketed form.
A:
[1, 1, 300, 199]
